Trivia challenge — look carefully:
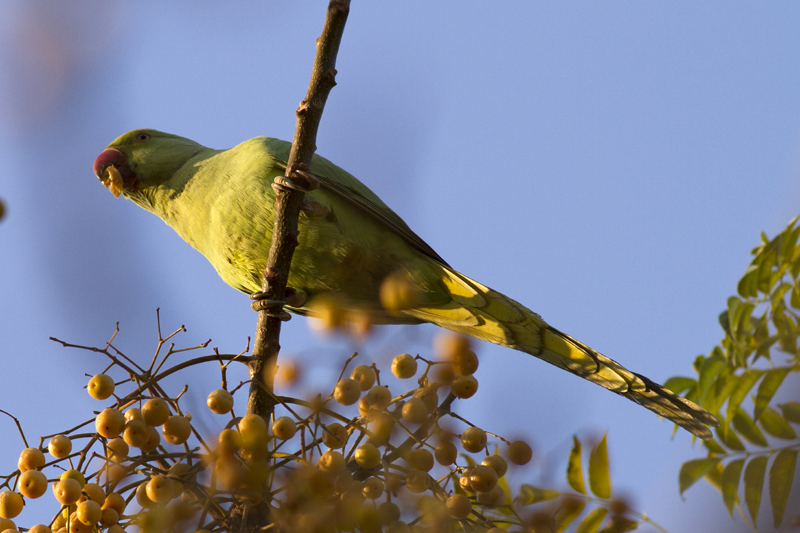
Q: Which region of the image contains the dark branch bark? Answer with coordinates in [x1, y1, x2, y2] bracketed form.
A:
[247, 0, 351, 423]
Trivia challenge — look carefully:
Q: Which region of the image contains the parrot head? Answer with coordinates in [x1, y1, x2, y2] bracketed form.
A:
[93, 129, 204, 205]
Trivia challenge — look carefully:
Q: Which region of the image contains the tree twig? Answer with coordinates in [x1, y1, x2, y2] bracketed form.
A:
[247, 0, 351, 421]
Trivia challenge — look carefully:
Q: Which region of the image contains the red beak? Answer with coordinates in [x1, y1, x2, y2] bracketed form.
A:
[93, 148, 124, 178]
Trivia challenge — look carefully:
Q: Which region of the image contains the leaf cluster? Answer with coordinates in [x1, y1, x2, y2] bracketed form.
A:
[670, 216, 800, 530]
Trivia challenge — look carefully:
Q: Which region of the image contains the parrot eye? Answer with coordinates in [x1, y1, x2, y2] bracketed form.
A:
[136, 133, 151, 142]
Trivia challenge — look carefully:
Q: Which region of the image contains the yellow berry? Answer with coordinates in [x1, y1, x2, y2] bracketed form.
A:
[142, 398, 170, 426]
[95, 408, 125, 439]
[459, 468, 475, 493]
[434, 333, 471, 360]
[318, 450, 345, 473]
[481, 455, 508, 478]
[80, 483, 105, 504]
[460, 427, 487, 453]
[87, 374, 115, 400]
[401, 398, 428, 424]
[217, 429, 243, 456]
[407, 448, 434, 472]
[404, 470, 430, 494]
[68, 511, 93, 533]
[162, 415, 192, 445]
[0, 492, 23, 519]
[18, 447, 45, 472]
[60, 470, 86, 487]
[135, 482, 155, 509]
[106, 438, 129, 461]
[379, 272, 420, 313]
[362, 477, 384, 500]
[377, 501, 401, 524]
[18, 470, 47, 499]
[434, 441, 458, 466]
[99, 507, 119, 527]
[0, 520, 15, 533]
[239, 414, 268, 450]
[140, 425, 161, 452]
[122, 420, 149, 448]
[506, 440, 533, 465]
[451, 349, 479, 376]
[146, 475, 173, 504]
[354, 443, 381, 469]
[333, 378, 361, 406]
[28, 525, 51, 533]
[52, 479, 82, 505]
[477, 485, 506, 507]
[469, 465, 498, 493]
[48, 435, 72, 459]
[446, 494, 472, 520]
[366, 385, 392, 410]
[391, 353, 417, 379]
[350, 365, 376, 391]
[451, 375, 478, 399]
[124, 408, 143, 422]
[206, 389, 234, 414]
[322, 422, 348, 449]
[102, 492, 126, 515]
[76, 500, 101, 525]
[272, 416, 297, 440]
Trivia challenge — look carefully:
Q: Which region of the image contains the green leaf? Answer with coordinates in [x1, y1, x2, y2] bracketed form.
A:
[791, 280, 800, 310]
[662, 376, 696, 396]
[679, 457, 721, 496]
[726, 369, 762, 423]
[769, 448, 798, 528]
[721, 458, 745, 516]
[554, 498, 586, 533]
[516, 485, 561, 506]
[744, 455, 768, 527]
[716, 421, 746, 452]
[778, 401, 800, 423]
[733, 408, 768, 447]
[697, 355, 726, 406]
[753, 367, 791, 421]
[702, 438, 726, 455]
[588, 434, 611, 499]
[598, 516, 639, 533]
[575, 507, 608, 533]
[759, 406, 797, 439]
[705, 460, 725, 493]
[567, 435, 587, 494]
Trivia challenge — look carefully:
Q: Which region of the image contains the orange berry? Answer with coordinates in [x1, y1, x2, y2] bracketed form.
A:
[52, 479, 82, 505]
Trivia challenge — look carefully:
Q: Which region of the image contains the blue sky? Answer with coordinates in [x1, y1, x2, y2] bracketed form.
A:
[1, 2, 799, 531]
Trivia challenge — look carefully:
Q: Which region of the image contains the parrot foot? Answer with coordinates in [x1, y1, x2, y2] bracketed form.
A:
[273, 170, 319, 193]
[301, 198, 330, 219]
[249, 287, 307, 319]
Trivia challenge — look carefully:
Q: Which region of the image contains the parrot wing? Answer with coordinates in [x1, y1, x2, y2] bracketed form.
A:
[263, 138, 449, 266]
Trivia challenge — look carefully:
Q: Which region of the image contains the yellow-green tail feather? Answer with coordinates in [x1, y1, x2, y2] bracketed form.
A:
[405, 265, 719, 439]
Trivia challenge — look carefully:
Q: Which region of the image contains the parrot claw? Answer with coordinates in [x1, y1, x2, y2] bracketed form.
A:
[249, 297, 292, 320]
[272, 171, 320, 193]
[250, 288, 306, 318]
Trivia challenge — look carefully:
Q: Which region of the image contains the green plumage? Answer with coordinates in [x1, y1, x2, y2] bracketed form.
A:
[95, 129, 718, 439]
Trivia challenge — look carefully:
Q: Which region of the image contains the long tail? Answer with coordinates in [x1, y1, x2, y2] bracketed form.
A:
[404, 266, 719, 440]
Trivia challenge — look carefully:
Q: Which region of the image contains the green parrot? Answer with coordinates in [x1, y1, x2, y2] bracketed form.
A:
[94, 129, 718, 439]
